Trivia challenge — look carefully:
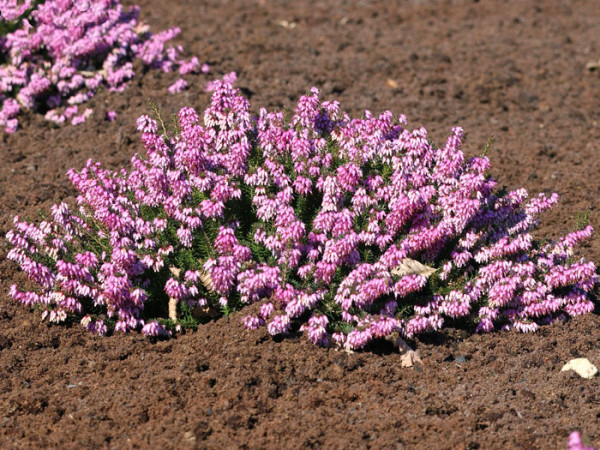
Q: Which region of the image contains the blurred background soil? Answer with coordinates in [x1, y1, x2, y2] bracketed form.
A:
[1, 0, 600, 448]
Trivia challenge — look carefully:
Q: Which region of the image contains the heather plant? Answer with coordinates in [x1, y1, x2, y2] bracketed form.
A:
[0, 0, 208, 133]
[6, 79, 598, 346]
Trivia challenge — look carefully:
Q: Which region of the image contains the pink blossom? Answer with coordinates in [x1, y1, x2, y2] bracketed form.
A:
[168, 78, 188, 94]
[267, 314, 291, 336]
[568, 431, 595, 450]
[0, 0, 209, 132]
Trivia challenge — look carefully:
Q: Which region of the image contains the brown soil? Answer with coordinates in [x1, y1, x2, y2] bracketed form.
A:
[1, 0, 600, 448]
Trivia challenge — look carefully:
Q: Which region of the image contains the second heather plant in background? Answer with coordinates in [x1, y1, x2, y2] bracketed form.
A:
[0, 0, 208, 133]
[6, 79, 597, 346]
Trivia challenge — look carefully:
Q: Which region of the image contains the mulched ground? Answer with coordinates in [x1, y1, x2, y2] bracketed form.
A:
[1, 0, 600, 448]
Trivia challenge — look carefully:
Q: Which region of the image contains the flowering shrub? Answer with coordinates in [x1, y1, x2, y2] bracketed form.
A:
[6, 79, 598, 346]
[0, 0, 208, 133]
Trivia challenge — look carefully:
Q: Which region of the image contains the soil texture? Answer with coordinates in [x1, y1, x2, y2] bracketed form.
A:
[1, 0, 600, 448]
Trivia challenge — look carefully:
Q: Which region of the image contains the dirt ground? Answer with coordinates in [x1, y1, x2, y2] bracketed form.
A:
[1, 0, 600, 448]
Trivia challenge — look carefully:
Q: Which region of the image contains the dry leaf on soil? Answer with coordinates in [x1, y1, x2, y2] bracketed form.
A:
[386, 332, 423, 367]
[561, 358, 598, 379]
[391, 258, 437, 278]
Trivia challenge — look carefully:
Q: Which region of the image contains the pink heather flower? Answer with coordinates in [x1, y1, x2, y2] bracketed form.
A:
[205, 71, 237, 92]
[512, 320, 539, 333]
[332, 332, 346, 346]
[94, 320, 108, 336]
[176, 226, 193, 247]
[179, 57, 200, 75]
[300, 314, 329, 346]
[568, 432, 595, 450]
[242, 315, 264, 330]
[71, 108, 92, 126]
[165, 278, 187, 300]
[345, 328, 373, 350]
[106, 110, 117, 122]
[201, 63, 210, 74]
[475, 317, 494, 333]
[184, 270, 200, 284]
[4, 119, 18, 133]
[153, 218, 168, 231]
[267, 314, 291, 336]
[285, 299, 305, 318]
[136, 115, 157, 133]
[44, 110, 65, 125]
[64, 106, 79, 119]
[142, 321, 168, 337]
[81, 315, 93, 328]
[0, 0, 209, 132]
[259, 303, 274, 320]
[49, 309, 67, 323]
[0, 0, 32, 21]
[168, 78, 188, 94]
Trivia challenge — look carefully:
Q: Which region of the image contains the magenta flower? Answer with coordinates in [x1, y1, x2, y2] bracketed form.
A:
[267, 314, 291, 336]
[142, 321, 169, 337]
[568, 432, 595, 450]
[168, 78, 188, 94]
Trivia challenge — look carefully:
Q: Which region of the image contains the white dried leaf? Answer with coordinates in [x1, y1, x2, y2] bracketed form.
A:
[397, 336, 423, 367]
[277, 20, 297, 29]
[561, 358, 598, 379]
[386, 78, 399, 89]
[168, 297, 178, 321]
[586, 60, 600, 72]
[386, 333, 423, 367]
[199, 270, 214, 292]
[391, 258, 437, 278]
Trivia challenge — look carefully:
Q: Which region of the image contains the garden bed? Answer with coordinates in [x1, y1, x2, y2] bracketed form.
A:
[1, 0, 600, 447]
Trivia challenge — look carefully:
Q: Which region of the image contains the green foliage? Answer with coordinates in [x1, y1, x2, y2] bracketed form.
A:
[190, 218, 218, 260]
[575, 210, 590, 231]
[481, 135, 494, 157]
[142, 265, 171, 319]
[242, 223, 271, 263]
[357, 243, 381, 265]
[148, 101, 173, 137]
[292, 189, 323, 229]
[176, 302, 202, 330]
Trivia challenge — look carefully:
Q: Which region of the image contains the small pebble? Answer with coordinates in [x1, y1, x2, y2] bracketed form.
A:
[561, 358, 598, 379]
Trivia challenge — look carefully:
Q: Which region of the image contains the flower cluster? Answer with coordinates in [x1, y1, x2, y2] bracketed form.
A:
[0, 0, 209, 133]
[6, 78, 597, 345]
[569, 432, 595, 450]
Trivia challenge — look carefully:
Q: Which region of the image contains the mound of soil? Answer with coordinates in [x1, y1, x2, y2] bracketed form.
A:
[1, 0, 599, 448]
